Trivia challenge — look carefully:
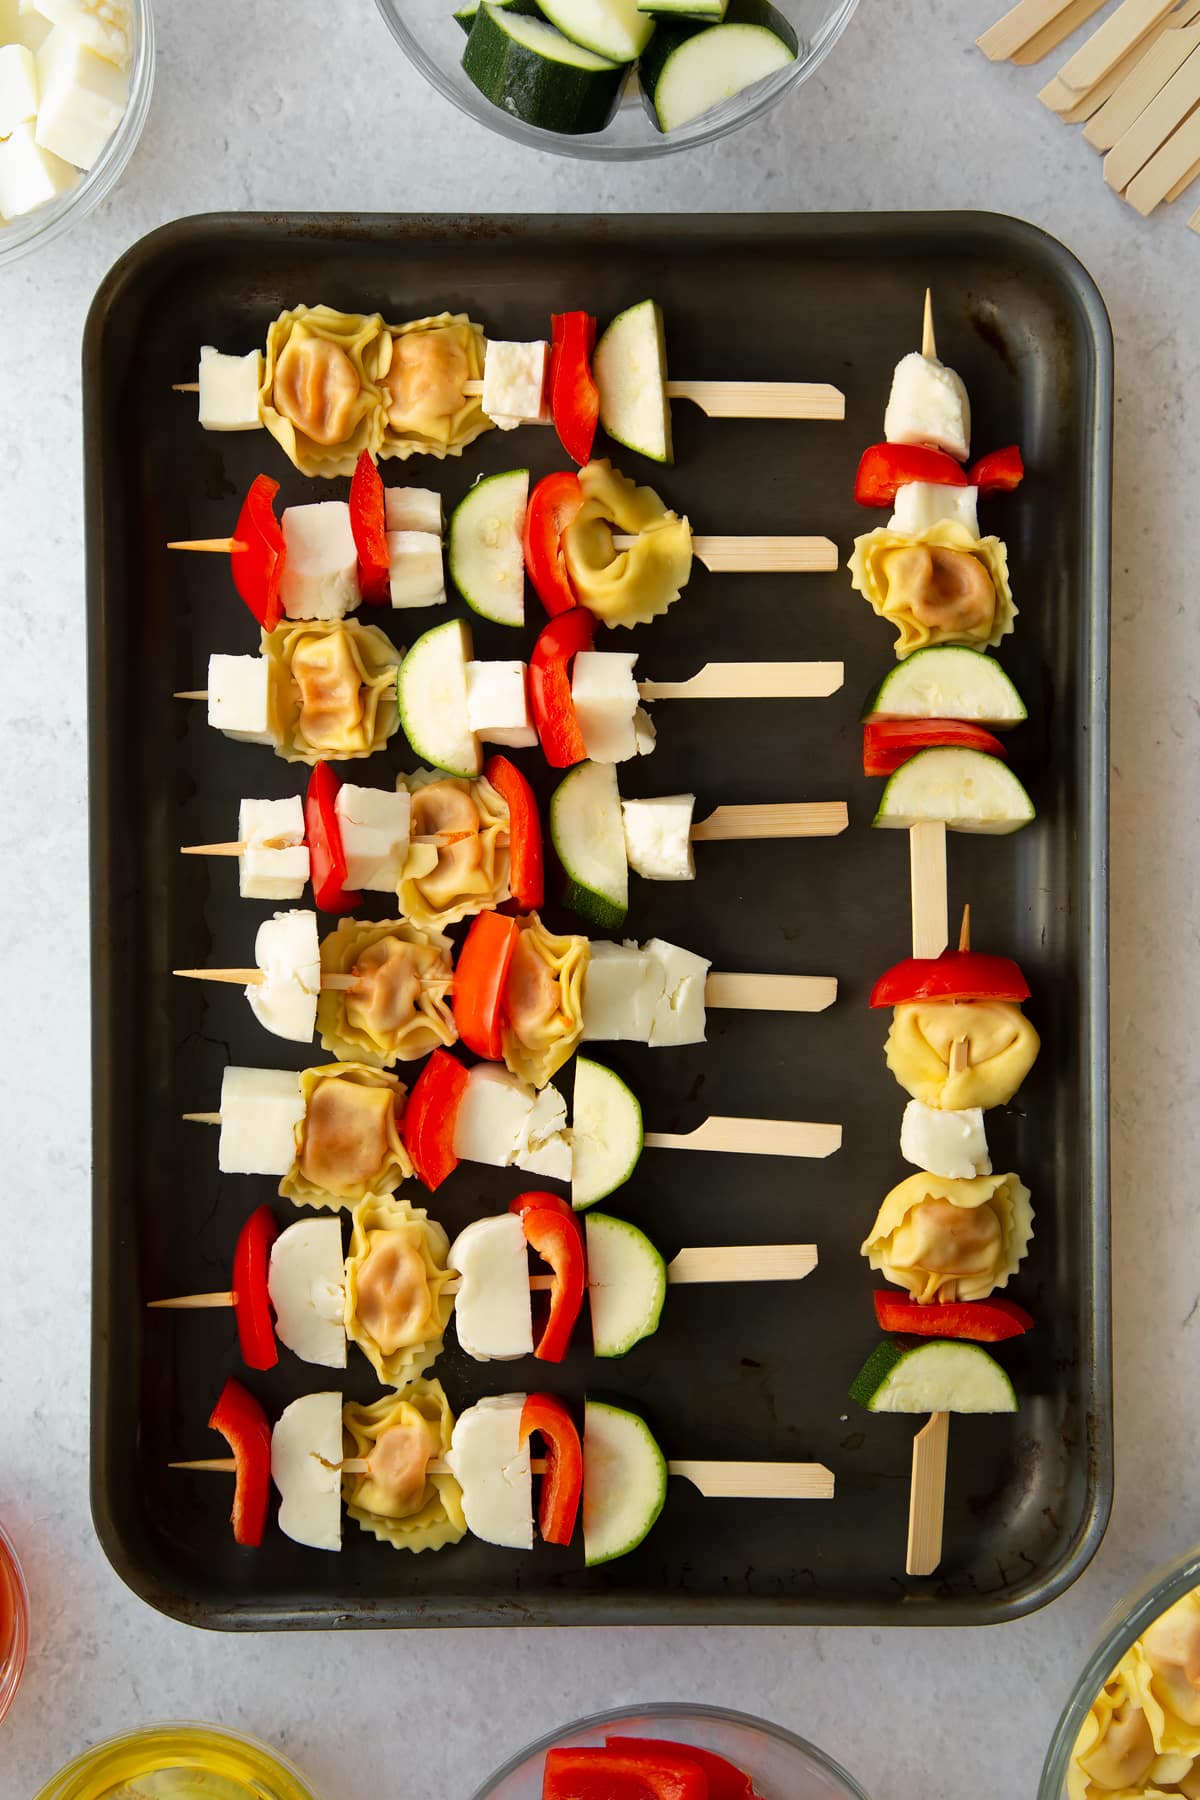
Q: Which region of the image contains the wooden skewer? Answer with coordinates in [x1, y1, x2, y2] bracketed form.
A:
[921, 288, 937, 362]
[609, 534, 838, 574]
[690, 801, 848, 841]
[1103, 38, 1200, 190]
[173, 967, 450, 993]
[643, 1116, 841, 1160]
[703, 972, 837, 1012]
[1057, 0, 1180, 94]
[1190, 200, 1200, 227]
[978, 0, 1099, 62]
[1167, 152, 1200, 198]
[1080, 10, 1200, 144]
[1125, 103, 1200, 209]
[637, 662, 844, 702]
[180, 831, 472, 856]
[173, 1454, 834, 1499]
[1012, 0, 1109, 63]
[909, 823, 949, 960]
[168, 537, 241, 553]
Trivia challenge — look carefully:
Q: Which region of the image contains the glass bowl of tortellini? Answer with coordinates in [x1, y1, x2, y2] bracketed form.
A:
[1041, 1549, 1200, 1798]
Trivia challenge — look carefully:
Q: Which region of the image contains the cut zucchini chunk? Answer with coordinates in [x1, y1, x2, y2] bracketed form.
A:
[639, 0, 728, 13]
[396, 618, 481, 778]
[571, 1055, 643, 1209]
[463, 5, 627, 137]
[586, 1212, 666, 1356]
[449, 469, 528, 628]
[594, 299, 673, 465]
[862, 646, 1028, 727]
[639, 0, 798, 133]
[538, 0, 654, 62]
[850, 1339, 1018, 1414]
[583, 1399, 669, 1565]
[873, 746, 1035, 835]
[455, 0, 541, 32]
[551, 760, 629, 930]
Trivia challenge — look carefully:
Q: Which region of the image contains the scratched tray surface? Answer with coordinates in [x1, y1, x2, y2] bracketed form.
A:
[85, 213, 1111, 1628]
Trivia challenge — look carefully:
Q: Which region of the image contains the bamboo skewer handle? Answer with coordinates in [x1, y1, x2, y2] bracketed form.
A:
[1059, 0, 1180, 94]
[644, 1116, 842, 1160]
[669, 1460, 835, 1501]
[1103, 36, 1200, 190]
[666, 1244, 818, 1284]
[978, 0, 1095, 61]
[608, 533, 837, 573]
[1013, 0, 1108, 63]
[663, 379, 844, 422]
[909, 822, 949, 959]
[638, 662, 844, 701]
[703, 972, 838, 1012]
[690, 801, 848, 841]
[905, 1412, 951, 1576]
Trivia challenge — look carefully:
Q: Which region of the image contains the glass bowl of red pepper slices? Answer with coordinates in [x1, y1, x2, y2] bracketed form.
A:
[469, 1702, 871, 1800]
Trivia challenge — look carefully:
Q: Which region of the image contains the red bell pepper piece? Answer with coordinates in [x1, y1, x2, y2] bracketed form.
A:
[873, 1291, 1034, 1342]
[232, 1205, 279, 1371]
[854, 443, 967, 508]
[520, 1392, 583, 1547]
[401, 1048, 469, 1192]
[304, 762, 362, 915]
[529, 608, 595, 769]
[484, 753, 544, 912]
[230, 474, 286, 630]
[510, 1193, 586, 1365]
[863, 718, 1008, 778]
[869, 947, 1031, 1009]
[454, 911, 520, 1061]
[549, 312, 599, 466]
[543, 1749, 708, 1800]
[968, 445, 1024, 494]
[348, 450, 391, 604]
[523, 471, 584, 617]
[607, 1742, 755, 1800]
[207, 1377, 272, 1548]
[509, 1189, 574, 1223]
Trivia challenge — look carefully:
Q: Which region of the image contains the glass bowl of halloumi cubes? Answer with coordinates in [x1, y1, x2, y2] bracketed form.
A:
[0, 0, 153, 266]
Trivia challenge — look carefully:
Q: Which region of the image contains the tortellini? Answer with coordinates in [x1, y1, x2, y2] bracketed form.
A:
[344, 1195, 454, 1386]
[342, 1380, 466, 1553]
[398, 768, 510, 930]
[861, 1170, 1033, 1304]
[563, 459, 693, 630]
[262, 618, 401, 765]
[886, 999, 1040, 1111]
[502, 912, 588, 1090]
[379, 314, 491, 460]
[280, 1063, 412, 1213]
[317, 917, 456, 1067]
[1070, 1632, 1200, 1799]
[848, 519, 1016, 659]
[260, 304, 389, 478]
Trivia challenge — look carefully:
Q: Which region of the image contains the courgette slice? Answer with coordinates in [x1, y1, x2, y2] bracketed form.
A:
[639, 0, 797, 133]
[594, 299, 673, 465]
[862, 645, 1028, 727]
[550, 760, 629, 929]
[571, 1055, 643, 1209]
[638, 0, 728, 13]
[448, 469, 528, 628]
[873, 746, 1035, 834]
[463, 4, 627, 136]
[586, 1212, 666, 1355]
[850, 1339, 1018, 1414]
[395, 619, 481, 778]
[583, 1399, 669, 1565]
[455, 0, 541, 33]
[537, 0, 654, 62]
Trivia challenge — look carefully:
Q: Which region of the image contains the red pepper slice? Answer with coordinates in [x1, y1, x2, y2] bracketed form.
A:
[863, 718, 1008, 778]
[484, 753, 544, 912]
[854, 443, 967, 508]
[509, 1194, 586, 1364]
[520, 1392, 583, 1548]
[544, 1749, 708, 1800]
[230, 475, 286, 630]
[509, 1189, 574, 1223]
[523, 471, 584, 617]
[303, 762, 362, 915]
[529, 608, 595, 769]
[348, 450, 391, 605]
[232, 1205, 279, 1371]
[454, 912, 520, 1061]
[968, 445, 1024, 494]
[607, 1741, 755, 1800]
[401, 1048, 469, 1192]
[873, 1292, 1034, 1342]
[549, 313, 599, 466]
[207, 1377, 272, 1548]
[869, 947, 1031, 1009]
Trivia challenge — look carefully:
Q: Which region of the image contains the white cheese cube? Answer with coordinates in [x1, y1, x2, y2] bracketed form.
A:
[238, 796, 309, 902]
[387, 530, 445, 608]
[646, 937, 709, 1047]
[0, 118, 75, 215]
[217, 1066, 304, 1176]
[0, 1, 50, 52]
[482, 340, 550, 430]
[271, 1391, 342, 1552]
[279, 502, 360, 621]
[246, 909, 321, 1045]
[335, 783, 411, 892]
[268, 1219, 347, 1369]
[34, 26, 128, 170]
[446, 1394, 533, 1550]
[572, 652, 640, 764]
[22, 0, 131, 67]
[207, 654, 274, 745]
[466, 659, 536, 749]
[448, 1215, 534, 1362]
[0, 44, 38, 133]
[899, 1100, 991, 1181]
[621, 795, 695, 881]
[580, 941, 665, 1044]
[889, 481, 979, 540]
[516, 1081, 571, 1181]
[883, 352, 971, 462]
[384, 487, 443, 535]
[633, 706, 656, 759]
[454, 1064, 536, 1169]
[198, 346, 263, 432]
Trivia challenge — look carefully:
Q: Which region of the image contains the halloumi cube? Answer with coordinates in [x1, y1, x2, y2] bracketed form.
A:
[621, 795, 695, 881]
[271, 1391, 342, 1552]
[335, 783, 411, 892]
[899, 1099, 991, 1181]
[446, 1393, 533, 1550]
[267, 1219, 347, 1369]
[34, 25, 128, 170]
[466, 659, 536, 749]
[21, 0, 131, 67]
[645, 937, 709, 1047]
[482, 340, 550, 430]
[198, 346, 263, 432]
[246, 909, 321, 1044]
[448, 1214, 534, 1362]
[238, 796, 309, 902]
[572, 651, 640, 764]
[580, 941, 665, 1044]
[0, 44, 38, 134]
[883, 352, 971, 462]
[280, 502, 360, 621]
[384, 487, 443, 536]
[207, 654, 274, 745]
[517, 1082, 571, 1181]
[0, 1, 51, 52]
[217, 1066, 304, 1176]
[454, 1064, 536, 1168]
[889, 481, 979, 540]
[0, 118, 76, 215]
[387, 530, 445, 608]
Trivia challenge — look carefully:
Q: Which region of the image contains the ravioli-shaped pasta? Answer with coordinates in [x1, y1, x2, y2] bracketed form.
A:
[280, 1063, 412, 1213]
[861, 1170, 1033, 1305]
[260, 304, 389, 478]
[885, 999, 1040, 1111]
[397, 768, 510, 930]
[342, 1380, 466, 1552]
[502, 912, 589, 1090]
[378, 314, 492, 461]
[563, 459, 693, 630]
[1139, 1595, 1200, 1758]
[317, 917, 456, 1067]
[1070, 1649, 1164, 1800]
[848, 519, 1016, 659]
[344, 1194, 454, 1386]
[262, 618, 401, 765]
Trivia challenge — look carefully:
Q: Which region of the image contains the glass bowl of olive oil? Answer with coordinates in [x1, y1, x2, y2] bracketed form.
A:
[32, 1723, 321, 1800]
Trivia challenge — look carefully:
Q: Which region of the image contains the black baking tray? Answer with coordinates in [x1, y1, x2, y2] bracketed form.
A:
[85, 212, 1112, 1629]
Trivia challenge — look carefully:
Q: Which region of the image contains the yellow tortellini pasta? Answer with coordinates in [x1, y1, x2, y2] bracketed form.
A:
[262, 618, 401, 765]
[280, 1063, 412, 1214]
[398, 768, 510, 930]
[501, 912, 588, 1090]
[344, 1195, 454, 1387]
[563, 459, 693, 629]
[317, 917, 456, 1067]
[885, 999, 1040, 1110]
[1069, 1632, 1200, 1799]
[342, 1380, 466, 1552]
[861, 1170, 1033, 1304]
[378, 313, 491, 460]
[848, 519, 1016, 659]
[260, 304, 389, 478]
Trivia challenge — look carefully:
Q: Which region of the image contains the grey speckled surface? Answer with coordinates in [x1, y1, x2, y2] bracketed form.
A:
[1, 1, 1197, 1795]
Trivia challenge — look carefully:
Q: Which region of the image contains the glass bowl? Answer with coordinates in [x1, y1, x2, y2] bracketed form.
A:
[32, 1722, 321, 1800]
[0, 0, 155, 270]
[374, 0, 860, 161]
[1039, 1545, 1200, 1798]
[470, 1700, 871, 1799]
[0, 1519, 29, 1725]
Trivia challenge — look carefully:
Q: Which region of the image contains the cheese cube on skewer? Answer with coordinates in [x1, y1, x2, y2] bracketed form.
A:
[198, 347, 263, 431]
[482, 340, 550, 430]
[466, 659, 537, 749]
[900, 1100, 991, 1182]
[217, 1066, 305, 1176]
[207, 654, 274, 745]
[581, 941, 666, 1044]
[246, 909, 321, 1044]
[21, 0, 132, 68]
[280, 502, 360, 621]
[646, 937, 710, 1047]
[0, 44, 39, 133]
[448, 1215, 534, 1362]
[621, 796, 696, 881]
[454, 1065, 570, 1178]
[0, 119, 76, 215]
[271, 1391, 342, 1552]
[334, 783, 411, 891]
[445, 1394, 533, 1550]
[238, 797, 309, 901]
[384, 488, 443, 536]
[889, 482, 979, 540]
[34, 26, 128, 169]
[267, 1219, 347, 1369]
[884, 352, 971, 462]
[387, 530, 445, 608]
[518, 1082, 571, 1182]
[572, 652, 644, 764]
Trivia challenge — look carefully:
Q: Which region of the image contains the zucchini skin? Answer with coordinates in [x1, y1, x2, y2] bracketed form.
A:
[462, 7, 628, 135]
[638, 0, 799, 104]
[455, 0, 543, 34]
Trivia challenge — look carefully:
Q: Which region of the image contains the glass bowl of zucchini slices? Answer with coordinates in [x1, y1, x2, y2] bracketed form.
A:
[374, 0, 860, 159]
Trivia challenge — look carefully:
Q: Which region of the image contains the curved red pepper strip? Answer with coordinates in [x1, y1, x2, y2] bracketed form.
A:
[544, 1749, 708, 1799]
[529, 608, 594, 769]
[853, 443, 967, 508]
[862, 719, 1007, 778]
[508, 1189, 573, 1224]
[349, 450, 392, 604]
[207, 1377, 272, 1548]
[520, 1392, 583, 1547]
[968, 445, 1025, 494]
[524, 471, 584, 617]
[869, 947, 1031, 1009]
[484, 753, 544, 912]
[400, 1048, 469, 1192]
[512, 1195, 586, 1364]
[873, 1292, 1033, 1342]
[550, 313, 599, 466]
[230, 475, 285, 630]
[606, 1740, 756, 1800]
[455, 912, 519, 1061]
[304, 762, 362, 915]
[232, 1205, 279, 1371]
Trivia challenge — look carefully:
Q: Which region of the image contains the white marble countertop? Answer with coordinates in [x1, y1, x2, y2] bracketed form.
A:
[2, 1, 1197, 1794]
